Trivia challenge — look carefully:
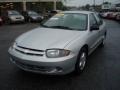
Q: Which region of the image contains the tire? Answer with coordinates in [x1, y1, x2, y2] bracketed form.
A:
[28, 18, 32, 22]
[99, 34, 106, 47]
[5, 19, 11, 25]
[75, 48, 87, 74]
[99, 39, 105, 47]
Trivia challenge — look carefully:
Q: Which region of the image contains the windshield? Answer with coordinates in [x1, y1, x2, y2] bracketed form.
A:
[8, 11, 20, 15]
[28, 11, 38, 16]
[42, 13, 88, 31]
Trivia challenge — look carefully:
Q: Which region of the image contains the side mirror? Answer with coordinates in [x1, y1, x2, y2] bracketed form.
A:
[40, 22, 43, 26]
[90, 25, 99, 31]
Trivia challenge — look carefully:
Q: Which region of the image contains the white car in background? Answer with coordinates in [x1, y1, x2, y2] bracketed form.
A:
[101, 12, 112, 18]
[116, 12, 120, 21]
[2, 10, 24, 24]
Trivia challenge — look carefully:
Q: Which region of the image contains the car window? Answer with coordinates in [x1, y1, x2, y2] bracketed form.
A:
[28, 11, 38, 16]
[8, 11, 20, 15]
[42, 13, 88, 31]
[94, 13, 103, 25]
[89, 13, 97, 27]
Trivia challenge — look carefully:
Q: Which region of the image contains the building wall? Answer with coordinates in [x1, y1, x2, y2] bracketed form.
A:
[0, 1, 63, 15]
[0, 2, 23, 15]
[102, 3, 112, 10]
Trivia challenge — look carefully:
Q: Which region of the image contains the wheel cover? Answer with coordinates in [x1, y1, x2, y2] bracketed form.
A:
[103, 39, 105, 45]
[79, 52, 86, 70]
[103, 36, 106, 45]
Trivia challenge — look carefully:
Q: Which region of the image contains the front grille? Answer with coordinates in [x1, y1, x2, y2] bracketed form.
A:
[15, 45, 44, 56]
[15, 60, 55, 72]
[16, 18, 21, 19]
[15, 49, 43, 56]
[17, 45, 44, 52]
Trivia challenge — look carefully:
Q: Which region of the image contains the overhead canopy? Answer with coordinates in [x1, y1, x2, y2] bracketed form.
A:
[0, 0, 62, 11]
[0, 0, 61, 2]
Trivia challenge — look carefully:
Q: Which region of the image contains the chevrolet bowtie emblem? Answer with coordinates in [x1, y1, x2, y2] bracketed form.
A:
[24, 49, 29, 53]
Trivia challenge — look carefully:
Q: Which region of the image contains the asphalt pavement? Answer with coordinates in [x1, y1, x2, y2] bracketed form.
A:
[0, 20, 120, 90]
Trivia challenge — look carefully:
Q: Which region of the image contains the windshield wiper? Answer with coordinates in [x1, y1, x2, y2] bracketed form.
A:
[41, 24, 75, 30]
[49, 26, 74, 30]
[40, 24, 50, 28]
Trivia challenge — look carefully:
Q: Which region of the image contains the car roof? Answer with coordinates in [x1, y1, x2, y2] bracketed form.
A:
[27, 10, 36, 12]
[62, 11, 94, 14]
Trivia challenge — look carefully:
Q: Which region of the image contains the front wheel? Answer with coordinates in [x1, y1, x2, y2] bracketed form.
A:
[75, 48, 87, 74]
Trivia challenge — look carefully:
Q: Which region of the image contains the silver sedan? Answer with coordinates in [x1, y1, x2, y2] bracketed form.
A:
[8, 11, 107, 75]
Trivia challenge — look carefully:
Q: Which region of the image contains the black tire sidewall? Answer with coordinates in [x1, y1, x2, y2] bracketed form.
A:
[99, 34, 106, 47]
[75, 48, 87, 74]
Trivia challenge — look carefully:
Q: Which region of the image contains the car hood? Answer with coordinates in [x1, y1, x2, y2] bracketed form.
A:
[16, 27, 86, 50]
[9, 15, 23, 18]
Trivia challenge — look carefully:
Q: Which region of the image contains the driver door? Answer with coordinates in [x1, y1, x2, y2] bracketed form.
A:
[87, 13, 100, 52]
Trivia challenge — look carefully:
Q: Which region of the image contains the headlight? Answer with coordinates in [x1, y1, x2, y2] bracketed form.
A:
[32, 17, 37, 19]
[11, 42, 17, 49]
[41, 16, 44, 19]
[9, 16, 15, 20]
[0, 18, 2, 21]
[21, 16, 24, 20]
[46, 49, 70, 58]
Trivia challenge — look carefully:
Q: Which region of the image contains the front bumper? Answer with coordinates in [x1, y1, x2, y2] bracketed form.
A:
[31, 18, 42, 22]
[8, 47, 77, 75]
[10, 19, 24, 23]
[0, 21, 3, 25]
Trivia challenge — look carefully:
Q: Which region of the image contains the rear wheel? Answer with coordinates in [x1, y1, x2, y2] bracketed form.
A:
[99, 34, 106, 47]
[75, 48, 87, 74]
[6, 19, 11, 25]
[99, 38, 105, 47]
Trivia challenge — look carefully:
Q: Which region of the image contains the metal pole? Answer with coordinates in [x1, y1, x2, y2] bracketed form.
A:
[94, 0, 95, 10]
[23, 0, 26, 11]
[53, 0, 57, 10]
[103, 0, 105, 3]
